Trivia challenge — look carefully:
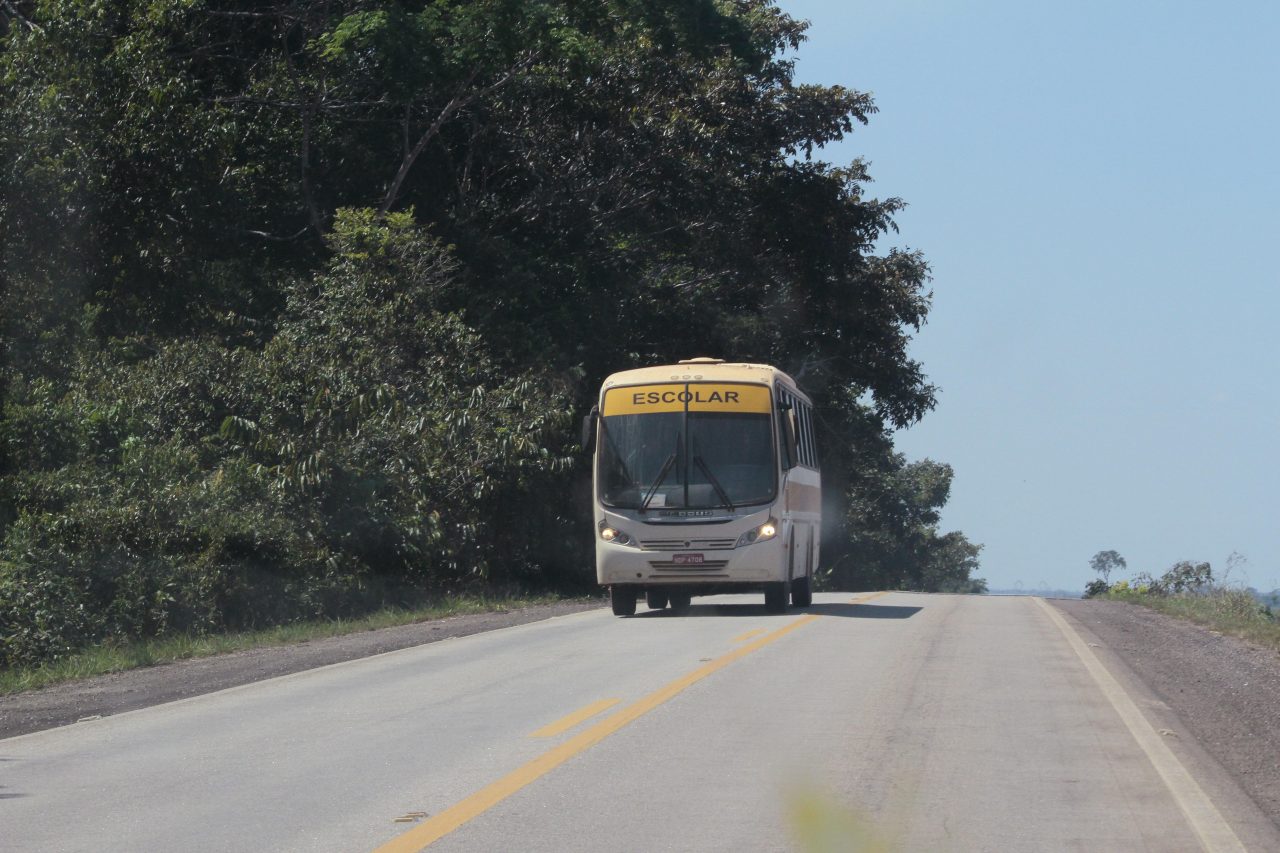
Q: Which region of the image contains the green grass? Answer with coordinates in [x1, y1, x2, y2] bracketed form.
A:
[0, 593, 596, 696]
[1104, 586, 1280, 653]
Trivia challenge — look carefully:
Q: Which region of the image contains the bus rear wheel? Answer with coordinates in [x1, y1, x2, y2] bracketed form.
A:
[764, 582, 789, 613]
[646, 590, 669, 610]
[668, 591, 692, 615]
[611, 586, 637, 616]
[791, 575, 813, 608]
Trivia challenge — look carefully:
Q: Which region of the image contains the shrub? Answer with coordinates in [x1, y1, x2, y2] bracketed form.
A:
[1084, 579, 1110, 598]
[1160, 560, 1213, 594]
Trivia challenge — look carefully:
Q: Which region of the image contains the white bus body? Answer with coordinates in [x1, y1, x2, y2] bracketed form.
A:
[584, 359, 821, 616]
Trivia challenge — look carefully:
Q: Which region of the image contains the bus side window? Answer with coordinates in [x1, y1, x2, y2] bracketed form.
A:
[800, 402, 811, 467]
[778, 391, 797, 470]
[806, 404, 819, 470]
[794, 400, 810, 468]
[803, 402, 817, 469]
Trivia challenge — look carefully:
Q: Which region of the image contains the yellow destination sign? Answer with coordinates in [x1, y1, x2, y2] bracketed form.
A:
[603, 383, 772, 416]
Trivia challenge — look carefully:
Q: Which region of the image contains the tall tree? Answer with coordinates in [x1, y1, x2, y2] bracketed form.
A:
[825, 398, 983, 591]
[1, 0, 971, 661]
[1089, 550, 1126, 584]
[3, 1, 933, 416]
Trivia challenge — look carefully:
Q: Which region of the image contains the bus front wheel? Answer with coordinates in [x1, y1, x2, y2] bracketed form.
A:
[646, 590, 669, 610]
[668, 591, 692, 615]
[611, 586, 637, 617]
[764, 582, 789, 614]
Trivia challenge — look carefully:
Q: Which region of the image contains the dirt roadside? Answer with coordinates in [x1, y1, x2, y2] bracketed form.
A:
[0, 598, 604, 740]
[1051, 597, 1280, 830]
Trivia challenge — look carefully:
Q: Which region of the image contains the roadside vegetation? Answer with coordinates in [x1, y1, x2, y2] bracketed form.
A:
[0, 591, 581, 695]
[1, 1, 984, 674]
[1083, 551, 1280, 654]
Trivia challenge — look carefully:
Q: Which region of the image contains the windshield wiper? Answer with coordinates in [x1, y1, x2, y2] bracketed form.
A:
[640, 433, 680, 512]
[693, 453, 736, 512]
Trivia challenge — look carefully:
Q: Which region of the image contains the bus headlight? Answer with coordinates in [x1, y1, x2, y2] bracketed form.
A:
[736, 519, 779, 547]
[599, 525, 634, 546]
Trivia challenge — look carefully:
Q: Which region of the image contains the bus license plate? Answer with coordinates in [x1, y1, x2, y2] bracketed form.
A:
[673, 553, 704, 565]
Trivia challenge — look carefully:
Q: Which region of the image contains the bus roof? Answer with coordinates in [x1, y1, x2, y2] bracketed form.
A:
[601, 361, 809, 401]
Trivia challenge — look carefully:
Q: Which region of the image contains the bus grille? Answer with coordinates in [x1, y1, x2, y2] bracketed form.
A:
[640, 538, 736, 551]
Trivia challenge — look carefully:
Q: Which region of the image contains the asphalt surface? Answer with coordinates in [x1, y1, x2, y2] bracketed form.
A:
[3, 592, 1278, 852]
[0, 599, 605, 739]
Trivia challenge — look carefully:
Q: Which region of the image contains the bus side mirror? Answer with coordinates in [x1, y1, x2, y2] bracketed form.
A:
[581, 406, 599, 454]
[781, 408, 799, 470]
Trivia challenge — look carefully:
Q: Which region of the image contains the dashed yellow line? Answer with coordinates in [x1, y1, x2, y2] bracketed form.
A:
[375, 593, 885, 852]
[732, 628, 766, 643]
[528, 699, 620, 738]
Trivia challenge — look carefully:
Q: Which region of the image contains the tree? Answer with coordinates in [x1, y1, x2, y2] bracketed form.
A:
[2, 0, 933, 412]
[1, 0, 971, 663]
[1089, 550, 1126, 584]
[0, 211, 581, 667]
[923, 531, 986, 594]
[824, 400, 984, 592]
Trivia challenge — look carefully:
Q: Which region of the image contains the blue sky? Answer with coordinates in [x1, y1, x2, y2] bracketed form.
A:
[780, 0, 1280, 593]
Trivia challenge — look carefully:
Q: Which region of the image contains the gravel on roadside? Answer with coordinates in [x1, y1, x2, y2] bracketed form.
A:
[0, 598, 604, 740]
[1051, 597, 1280, 830]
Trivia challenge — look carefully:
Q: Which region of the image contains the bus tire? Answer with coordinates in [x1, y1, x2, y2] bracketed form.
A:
[646, 590, 669, 610]
[611, 586, 637, 617]
[764, 581, 789, 613]
[791, 575, 813, 608]
[668, 591, 692, 615]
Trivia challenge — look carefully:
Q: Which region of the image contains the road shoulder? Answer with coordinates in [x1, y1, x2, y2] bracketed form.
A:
[0, 599, 603, 740]
[1050, 597, 1280, 842]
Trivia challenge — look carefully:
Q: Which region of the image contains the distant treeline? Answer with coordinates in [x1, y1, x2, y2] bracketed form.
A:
[0, 1, 982, 668]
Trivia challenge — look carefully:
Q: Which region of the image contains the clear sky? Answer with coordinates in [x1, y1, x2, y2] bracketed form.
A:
[780, 0, 1280, 593]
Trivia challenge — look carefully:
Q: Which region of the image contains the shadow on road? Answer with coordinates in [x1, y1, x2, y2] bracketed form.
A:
[806, 602, 922, 619]
[631, 602, 923, 619]
[631, 605, 771, 618]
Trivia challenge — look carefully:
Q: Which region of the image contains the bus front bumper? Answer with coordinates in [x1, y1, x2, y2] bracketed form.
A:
[595, 536, 787, 587]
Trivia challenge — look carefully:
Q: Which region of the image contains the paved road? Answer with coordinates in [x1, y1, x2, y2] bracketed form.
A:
[3, 592, 1278, 852]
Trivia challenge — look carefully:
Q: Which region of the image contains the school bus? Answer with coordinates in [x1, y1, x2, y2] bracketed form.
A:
[582, 359, 821, 616]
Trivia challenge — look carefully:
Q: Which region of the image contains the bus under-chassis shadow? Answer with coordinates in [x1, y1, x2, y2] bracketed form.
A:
[631, 602, 924, 619]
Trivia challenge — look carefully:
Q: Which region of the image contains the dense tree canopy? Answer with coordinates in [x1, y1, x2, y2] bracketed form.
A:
[1, 0, 982, 667]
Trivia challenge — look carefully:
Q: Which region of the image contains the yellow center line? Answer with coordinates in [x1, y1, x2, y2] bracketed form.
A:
[732, 628, 766, 643]
[851, 591, 889, 604]
[374, 594, 884, 852]
[528, 699, 621, 738]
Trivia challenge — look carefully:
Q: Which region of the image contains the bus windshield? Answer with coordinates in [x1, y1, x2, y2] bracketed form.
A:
[598, 405, 776, 511]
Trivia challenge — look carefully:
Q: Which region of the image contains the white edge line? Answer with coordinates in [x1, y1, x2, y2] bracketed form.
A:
[1034, 597, 1246, 853]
